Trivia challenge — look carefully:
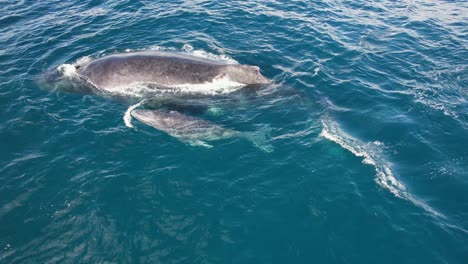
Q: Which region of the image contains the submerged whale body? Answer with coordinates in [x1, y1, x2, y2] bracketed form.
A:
[131, 109, 273, 152]
[74, 51, 270, 92]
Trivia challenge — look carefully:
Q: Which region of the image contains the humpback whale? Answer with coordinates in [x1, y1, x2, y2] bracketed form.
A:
[73, 51, 270, 92]
[131, 109, 273, 152]
[40, 50, 274, 151]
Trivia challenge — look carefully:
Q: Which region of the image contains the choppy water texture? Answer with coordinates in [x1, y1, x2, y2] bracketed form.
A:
[1, 0, 467, 263]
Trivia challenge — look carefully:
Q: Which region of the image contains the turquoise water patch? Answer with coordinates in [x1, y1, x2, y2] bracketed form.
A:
[0, 0, 467, 263]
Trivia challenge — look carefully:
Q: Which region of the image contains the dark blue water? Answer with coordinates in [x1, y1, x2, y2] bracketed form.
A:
[1, 0, 467, 263]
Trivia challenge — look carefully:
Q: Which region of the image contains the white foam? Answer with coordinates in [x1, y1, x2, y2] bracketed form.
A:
[171, 74, 245, 95]
[75, 56, 92, 66]
[57, 64, 78, 78]
[56, 56, 92, 79]
[313, 67, 320, 76]
[124, 46, 176, 53]
[181, 44, 238, 64]
[414, 96, 459, 119]
[104, 75, 246, 98]
[148, 45, 176, 52]
[105, 83, 156, 98]
[124, 44, 238, 64]
[320, 119, 406, 197]
[123, 100, 146, 128]
[320, 117, 444, 218]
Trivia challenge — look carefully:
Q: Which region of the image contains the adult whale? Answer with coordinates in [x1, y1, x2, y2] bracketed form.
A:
[73, 51, 270, 92]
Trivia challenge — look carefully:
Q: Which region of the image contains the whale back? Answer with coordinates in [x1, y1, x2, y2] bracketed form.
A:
[77, 52, 224, 90]
[131, 109, 238, 140]
[77, 51, 269, 91]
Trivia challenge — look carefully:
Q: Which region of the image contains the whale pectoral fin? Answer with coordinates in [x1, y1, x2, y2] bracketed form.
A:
[206, 106, 224, 116]
[185, 139, 213, 148]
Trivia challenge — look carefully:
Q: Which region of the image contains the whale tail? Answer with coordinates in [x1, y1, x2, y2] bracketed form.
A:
[244, 126, 274, 153]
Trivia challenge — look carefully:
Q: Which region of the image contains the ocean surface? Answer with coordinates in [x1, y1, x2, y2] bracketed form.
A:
[1, 0, 467, 263]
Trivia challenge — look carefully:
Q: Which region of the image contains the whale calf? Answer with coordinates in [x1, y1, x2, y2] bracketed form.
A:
[131, 109, 273, 152]
[72, 51, 270, 92]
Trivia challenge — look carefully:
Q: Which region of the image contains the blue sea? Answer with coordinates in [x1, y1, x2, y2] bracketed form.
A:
[1, 0, 467, 263]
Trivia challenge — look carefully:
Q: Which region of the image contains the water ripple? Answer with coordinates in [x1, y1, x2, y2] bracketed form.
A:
[1, 0, 467, 262]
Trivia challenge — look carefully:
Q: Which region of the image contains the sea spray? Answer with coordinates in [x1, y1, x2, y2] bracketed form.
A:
[124, 100, 146, 128]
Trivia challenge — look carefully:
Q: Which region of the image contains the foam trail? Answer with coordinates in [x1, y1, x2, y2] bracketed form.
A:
[320, 117, 444, 218]
[124, 100, 146, 128]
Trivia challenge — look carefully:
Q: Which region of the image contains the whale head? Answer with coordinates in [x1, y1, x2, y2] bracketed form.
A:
[37, 65, 93, 94]
[131, 109, 170, 130]
[226, 65, 270, 85]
